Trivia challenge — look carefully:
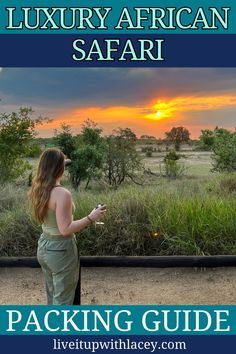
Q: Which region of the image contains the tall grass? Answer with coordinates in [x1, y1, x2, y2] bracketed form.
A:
[0, 184, 40, 256]
[0, 175, 236, 256]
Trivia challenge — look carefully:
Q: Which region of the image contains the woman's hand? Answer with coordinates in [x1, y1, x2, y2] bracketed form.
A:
[88, 205, 106, 222]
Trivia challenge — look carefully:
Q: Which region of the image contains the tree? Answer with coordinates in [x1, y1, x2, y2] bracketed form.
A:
[80, 119, 103, 146]
[140, 135, 157, 145]
[199, 129, 215, 150]
[212, 129, 236, 172]
[198, 127, 231, 151]
[69, 145, 104, 189]
[165, 126, 190, 151]
[54, 124, 76, 159]
[67, 120, 105, 188]
[104, 128, 142, 187]
[214, 127, 231, 139]
[0, 107, 44, 182]
[115, 127, 137, 142]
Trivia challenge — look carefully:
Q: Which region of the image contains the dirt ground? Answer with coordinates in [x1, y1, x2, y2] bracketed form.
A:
[0, 267, 235, 305]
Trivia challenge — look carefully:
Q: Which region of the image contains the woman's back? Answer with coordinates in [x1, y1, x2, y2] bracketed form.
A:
[42, 186, 74, 236]
[42, 208, 61, 236]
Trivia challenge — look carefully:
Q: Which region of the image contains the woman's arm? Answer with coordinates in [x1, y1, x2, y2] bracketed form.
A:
[55, 189, 105, 236]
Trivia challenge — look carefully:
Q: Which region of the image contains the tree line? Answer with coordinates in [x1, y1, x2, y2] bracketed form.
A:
[0, 107, 236, 186]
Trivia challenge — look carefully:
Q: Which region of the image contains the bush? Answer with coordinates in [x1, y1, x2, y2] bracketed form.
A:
[141, 146, 154, 157]
[163, 160, 185, 178]
[25, 143, 42, 158]
[164, 150, 180, 162]
[162, 150, 185, 178]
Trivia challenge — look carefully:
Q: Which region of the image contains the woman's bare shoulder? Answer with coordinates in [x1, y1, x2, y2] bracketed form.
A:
[51, 186, 72, 201]
[54, 186, 71, 193]
[48, 187, 72, 210]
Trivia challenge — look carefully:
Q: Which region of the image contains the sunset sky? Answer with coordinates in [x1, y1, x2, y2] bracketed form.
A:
[1, 68, 236, 139]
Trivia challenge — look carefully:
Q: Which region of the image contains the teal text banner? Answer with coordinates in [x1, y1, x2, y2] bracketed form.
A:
[0, 305, 235, 335]
[0, 0, 235, 34]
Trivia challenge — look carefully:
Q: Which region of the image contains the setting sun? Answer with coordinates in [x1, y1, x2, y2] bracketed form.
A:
[144, 100, 174, 121]
[156, 111, 161, 118]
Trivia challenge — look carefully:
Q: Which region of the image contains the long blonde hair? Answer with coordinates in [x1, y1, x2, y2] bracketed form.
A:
[28, 148, 65, 223]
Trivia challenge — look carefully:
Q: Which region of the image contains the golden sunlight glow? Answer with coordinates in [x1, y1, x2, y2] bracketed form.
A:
[38, 94, 236, 138]
[41, 106, 145, 131]
[145, 95, 236, 121]
[146, 100, 174, 120]
[156, 111, 161, 118]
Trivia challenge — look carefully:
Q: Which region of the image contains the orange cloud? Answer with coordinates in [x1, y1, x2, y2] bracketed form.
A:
[146, 95, 236, 121]
[38, 94, 236, 138]
[40, 106, 146, 131]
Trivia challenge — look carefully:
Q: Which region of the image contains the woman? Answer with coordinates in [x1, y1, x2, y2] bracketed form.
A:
[28, 148, 105, 305]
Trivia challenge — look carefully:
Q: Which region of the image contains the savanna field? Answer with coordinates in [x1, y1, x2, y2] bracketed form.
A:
[1, 72, 236, 306]
[1, 147, 236, 257]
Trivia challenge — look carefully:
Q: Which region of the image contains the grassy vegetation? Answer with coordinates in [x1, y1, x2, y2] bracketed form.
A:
[0, 154, 236, 256]
[141, 150, 212, 177]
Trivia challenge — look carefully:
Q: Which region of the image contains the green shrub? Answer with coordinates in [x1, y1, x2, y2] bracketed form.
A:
[141, 146, 154, 157]
[162, 150, 185, 178]
[26, 143, 42, 158]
